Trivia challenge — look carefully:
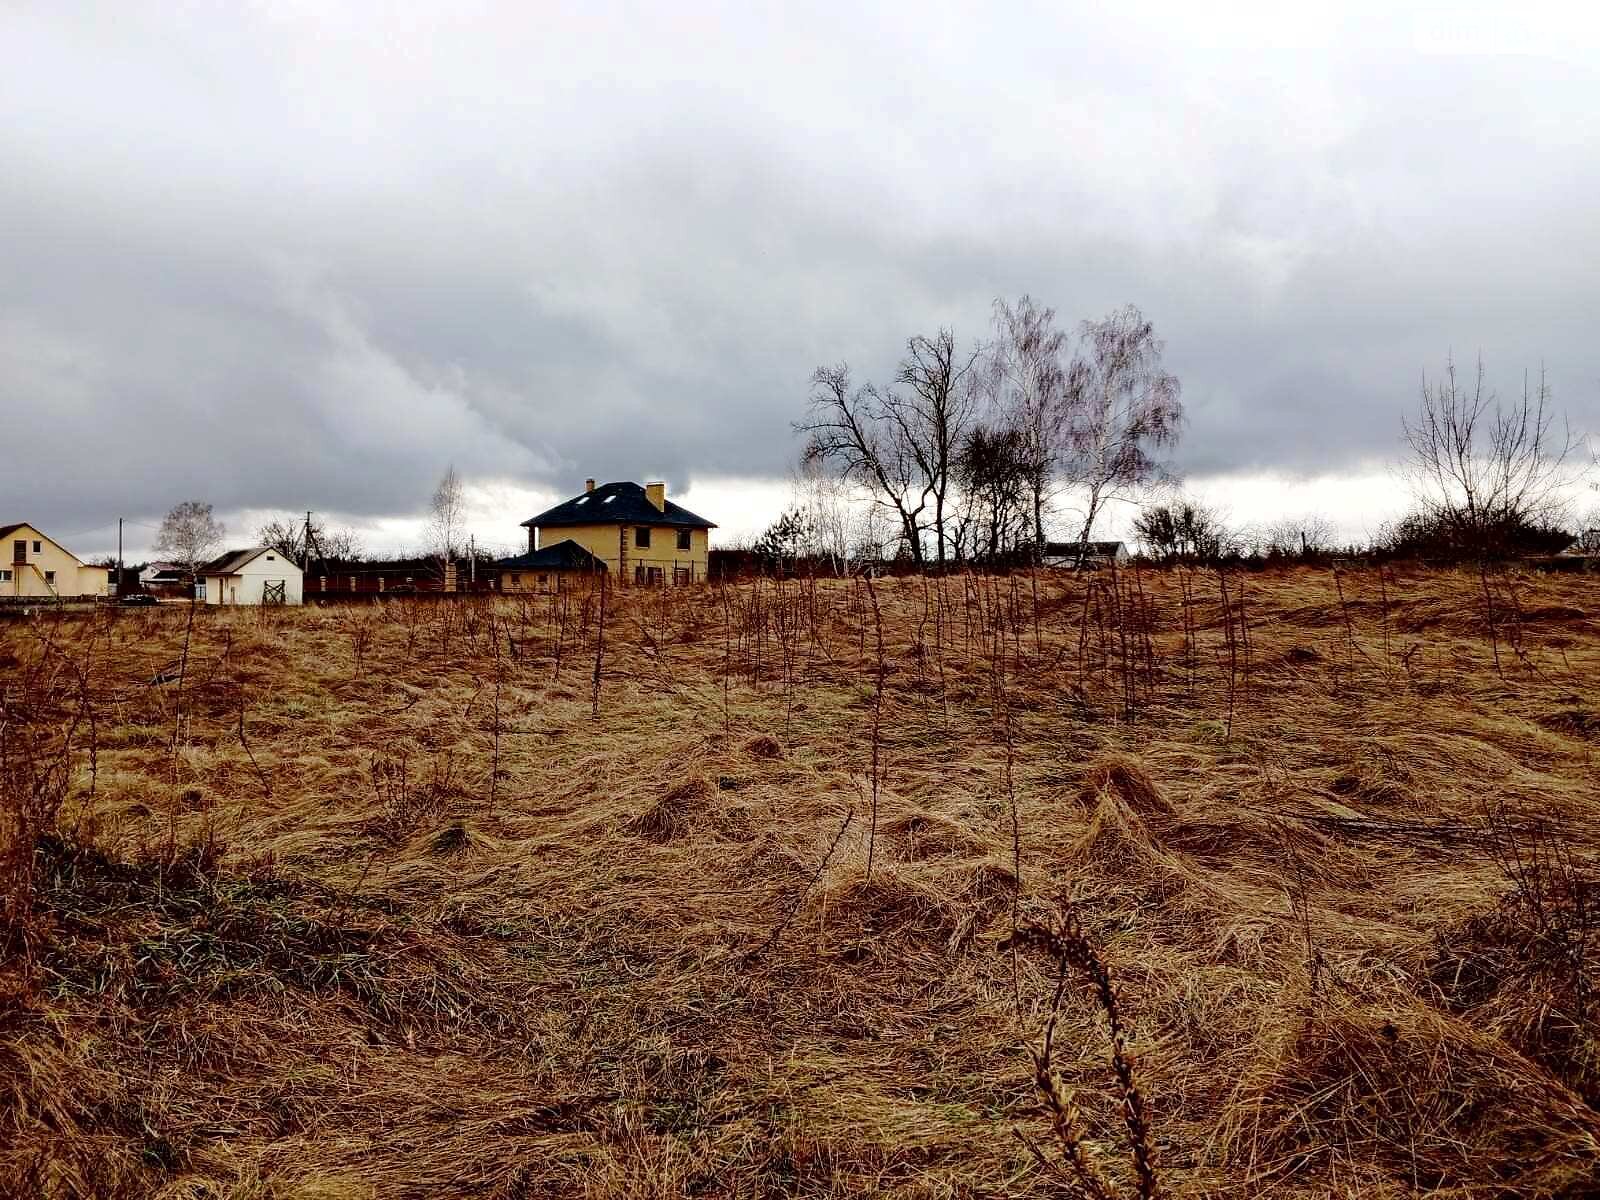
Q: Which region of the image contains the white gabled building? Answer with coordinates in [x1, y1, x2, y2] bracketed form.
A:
[1041, 540, 1131, 569]
[197, 547, 303, 606]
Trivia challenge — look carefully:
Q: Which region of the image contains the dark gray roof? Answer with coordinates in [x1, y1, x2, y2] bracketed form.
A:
[522, 481, 715, 530]
[0, 522, 28, 541]
[495, 539, 607, 572]
[199, 547, 275, 575]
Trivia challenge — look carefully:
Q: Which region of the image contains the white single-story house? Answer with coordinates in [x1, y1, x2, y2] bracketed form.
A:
[1041, 540, 1131, 569]
[197, 547, 303, 606]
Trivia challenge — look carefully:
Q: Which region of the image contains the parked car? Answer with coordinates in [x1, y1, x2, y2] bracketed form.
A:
[119, 592, 158, 606]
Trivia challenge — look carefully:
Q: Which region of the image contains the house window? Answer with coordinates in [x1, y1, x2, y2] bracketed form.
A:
[32, 541, 42, 554]
[511, 573, 521, 586]
[44, 570, 55, 584]
[0, 569, 10, 581]
[266, 554, 275, 561]
[676, 529, 691, 551]
[635, 527, 651, 549]
[195, 580, 207, 600]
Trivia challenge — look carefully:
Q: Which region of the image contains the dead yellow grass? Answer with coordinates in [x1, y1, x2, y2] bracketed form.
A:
[2, 564, 1598, 1198]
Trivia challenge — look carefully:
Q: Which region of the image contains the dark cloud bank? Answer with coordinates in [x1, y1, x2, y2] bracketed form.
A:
[3, 4, 1596, 549]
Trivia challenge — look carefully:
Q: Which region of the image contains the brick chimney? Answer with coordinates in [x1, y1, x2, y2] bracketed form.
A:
[645, 481, 666, 512]
[585, 478, 596, 492]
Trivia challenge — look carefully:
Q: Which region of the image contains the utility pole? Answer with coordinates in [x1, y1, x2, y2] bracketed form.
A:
[116, 517, 123, 597]
[470, 534, 476, 585]
[302, 510, 327, 574]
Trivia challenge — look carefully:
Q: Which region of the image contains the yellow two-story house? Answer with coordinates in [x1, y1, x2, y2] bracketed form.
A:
[501, 480, 715, 590]
[2, 523, 110, 599]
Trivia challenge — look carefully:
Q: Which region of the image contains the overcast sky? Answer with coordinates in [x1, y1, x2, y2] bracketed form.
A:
[4, 2, 1598, 557]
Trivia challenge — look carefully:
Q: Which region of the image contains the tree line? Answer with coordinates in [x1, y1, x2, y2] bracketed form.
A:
[752, 306, 1589, 570]
[793, 297, 1183, 568]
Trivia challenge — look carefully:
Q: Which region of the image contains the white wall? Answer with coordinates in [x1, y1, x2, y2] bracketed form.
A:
[202, 551, 303, 605]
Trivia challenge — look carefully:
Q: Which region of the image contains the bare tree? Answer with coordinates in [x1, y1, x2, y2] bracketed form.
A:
[1066, 305, 1184, 550]
[989, 296, 1070, 558]
[798, 331, 981, 570]
[258, 515, 364, 566]
[1263, 514, 1336, 560]
[1402, 355, 1578, 556]
[890, 328, 983, 565]
[797, 365, 930, 567]
[1134, 497, 1234, 564]
[428, 464, 466, 568]
[956, 423, 1032, 563]
[155, 501, 225, 593]
[791, 460, 857, 574]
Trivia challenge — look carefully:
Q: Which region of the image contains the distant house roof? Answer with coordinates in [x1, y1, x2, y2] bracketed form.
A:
[199, 547, 298, 576]
[495, 539, 607, 572]
[1043, 540, 1127, 557]
[522, 481, 716, 531]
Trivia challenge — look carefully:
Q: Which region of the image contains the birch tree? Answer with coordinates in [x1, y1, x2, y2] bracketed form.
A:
[155, 501, 225, 590]
[1067, 305, 1183, 549]
[990, 296, 1070, 558]
[428, 464, 466, 567]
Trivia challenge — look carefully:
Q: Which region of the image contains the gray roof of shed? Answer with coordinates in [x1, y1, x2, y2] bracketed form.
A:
[199, 547, 291, 576]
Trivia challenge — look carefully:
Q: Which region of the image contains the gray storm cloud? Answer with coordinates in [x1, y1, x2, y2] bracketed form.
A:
[2, 3, 1597, 545]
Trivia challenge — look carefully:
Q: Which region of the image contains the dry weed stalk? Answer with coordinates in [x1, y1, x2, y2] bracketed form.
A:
[489, 605, 504, 812]
[236, 689, 273, 800]
[1216, 570, 1239, 739]
[1482, 799, 1595, 1031]
[720, 580, 733, 732]
[166, 595, 199, 768]
[749, 807, 854, 961]
[348, 614, 374, 674]
[862, 573, 885, 882]
[1003, 909, 1160, 1200]
[592, 571, 609, 718]
[1331, 566, 1373, 677]
[1, 635, 84, 958]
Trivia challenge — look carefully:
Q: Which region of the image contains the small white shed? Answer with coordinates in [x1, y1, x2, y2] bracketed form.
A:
[197, 547, 303, 606]
[1041, 540, 1131, 569]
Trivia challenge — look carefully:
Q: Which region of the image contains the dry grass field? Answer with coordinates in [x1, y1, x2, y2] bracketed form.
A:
[3, 566, 1598, 1199]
